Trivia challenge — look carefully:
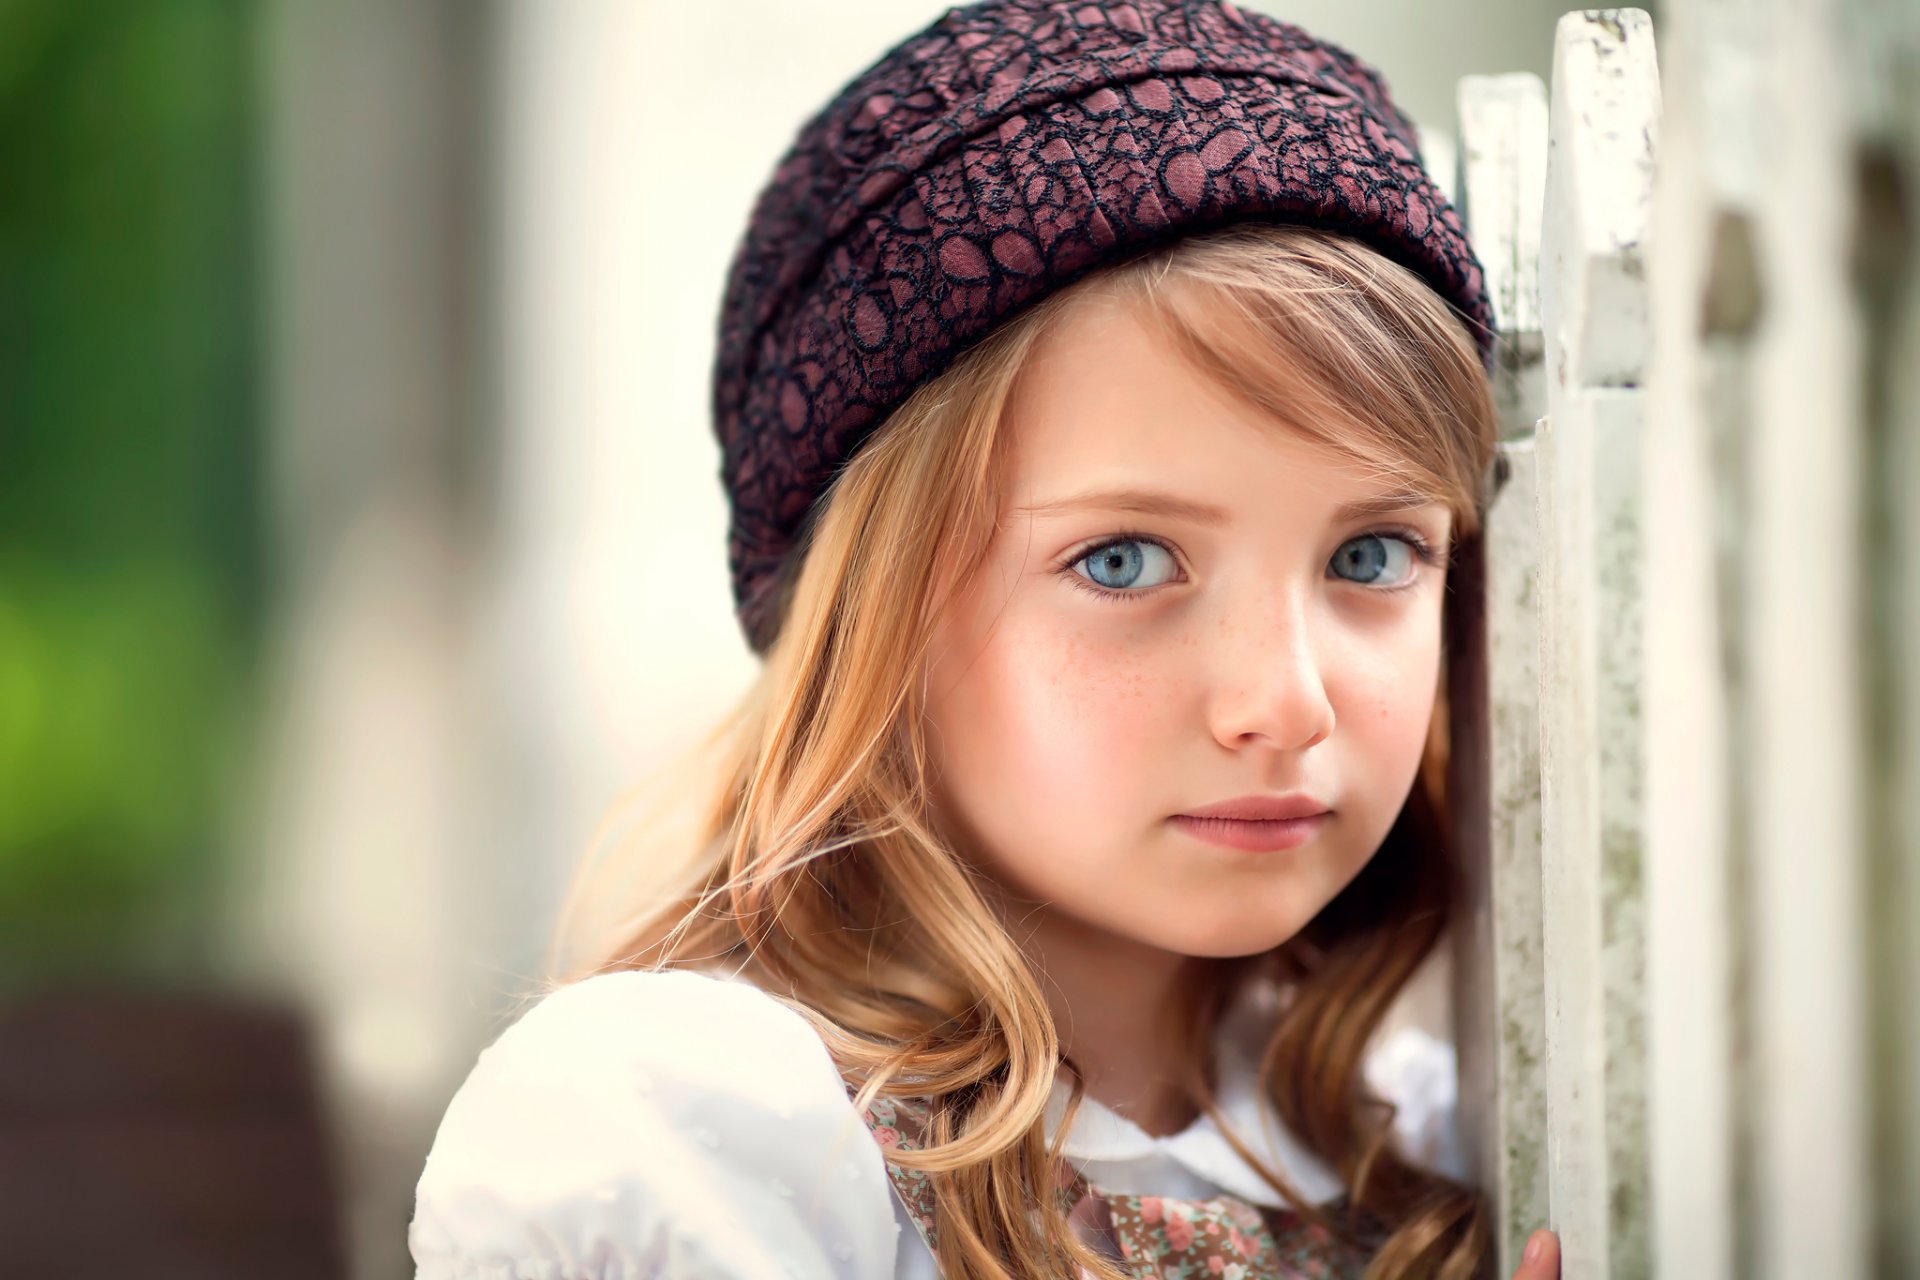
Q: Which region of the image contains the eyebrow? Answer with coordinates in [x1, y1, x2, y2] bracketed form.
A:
[1330, 491, 1449, 523]
[1013, 486, 1444, 526]
[1016, 488, 1230, 524]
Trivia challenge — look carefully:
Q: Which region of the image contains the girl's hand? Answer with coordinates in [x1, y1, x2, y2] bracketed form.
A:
[1511, 1229, 1561, 1280]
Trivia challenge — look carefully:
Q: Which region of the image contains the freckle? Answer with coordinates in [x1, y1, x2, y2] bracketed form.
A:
[1052, 633, 1082, 689]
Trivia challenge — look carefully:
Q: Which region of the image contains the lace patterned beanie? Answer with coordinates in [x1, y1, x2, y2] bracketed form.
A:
[713, 0, 1495, 653]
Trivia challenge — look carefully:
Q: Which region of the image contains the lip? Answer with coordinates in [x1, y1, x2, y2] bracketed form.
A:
[1177, 794, 1331, 822]
[1169, 794, 1332, 853]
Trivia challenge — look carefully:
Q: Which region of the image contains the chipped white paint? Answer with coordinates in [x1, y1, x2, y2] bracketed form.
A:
[1457, 73, 1550, 436]
[1451, 437, 1547, 1280]
[1533, 11, 1657, 1279]
[1449, 69, 1550, 1280]
[1535, 387, 1649, 1280]
[1540, 10, 1659, 391]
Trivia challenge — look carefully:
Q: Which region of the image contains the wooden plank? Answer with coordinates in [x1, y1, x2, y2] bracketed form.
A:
[1535, 12, 1658, 1279]
[1540, 10, 1660, 392]
[1456, 73, 1549, 439]
[1739, 7, 1871, 1269]
[1449, 71, 1550, 1277]
[1450, 439, 1547, 1280]
[1534, 389, 1647, 1280]
[1639, 5, 1759, 1277]
[1641, 184, 1744, 1280]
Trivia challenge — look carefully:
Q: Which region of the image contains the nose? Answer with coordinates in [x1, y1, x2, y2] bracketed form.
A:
[1205, 595, 1336, 753]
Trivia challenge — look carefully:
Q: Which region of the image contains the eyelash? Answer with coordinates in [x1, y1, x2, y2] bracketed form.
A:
[1054, 527, 1445, 602]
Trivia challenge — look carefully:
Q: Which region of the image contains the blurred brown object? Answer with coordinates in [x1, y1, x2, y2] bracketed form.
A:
[0, 989, 346, 1279]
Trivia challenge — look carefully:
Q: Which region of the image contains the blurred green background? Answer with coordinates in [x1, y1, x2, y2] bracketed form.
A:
[0, 0, 261, 992]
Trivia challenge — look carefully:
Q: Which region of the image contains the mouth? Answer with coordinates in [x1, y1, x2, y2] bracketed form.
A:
[1168, 793, 1332, 853]
[1167, 811, 1330, 853]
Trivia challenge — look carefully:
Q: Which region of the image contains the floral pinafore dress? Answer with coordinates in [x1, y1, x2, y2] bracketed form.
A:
[854, 1092, 1383, 1280]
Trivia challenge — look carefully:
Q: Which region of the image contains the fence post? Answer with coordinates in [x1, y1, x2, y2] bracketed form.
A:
[1640, 5, 1754, 1275]
[1449, 69, 1550, 1280]
[1535, 11, 1659, 1278]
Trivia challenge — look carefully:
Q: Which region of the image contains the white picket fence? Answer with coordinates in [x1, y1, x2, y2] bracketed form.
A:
[1450, 6, 1920, 1278]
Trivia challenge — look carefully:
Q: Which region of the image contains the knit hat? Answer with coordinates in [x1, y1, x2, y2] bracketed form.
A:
[713, 0, 1494, 653]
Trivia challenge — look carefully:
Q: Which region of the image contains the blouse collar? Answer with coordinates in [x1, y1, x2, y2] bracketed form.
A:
[1038, 976, 1348, 1208]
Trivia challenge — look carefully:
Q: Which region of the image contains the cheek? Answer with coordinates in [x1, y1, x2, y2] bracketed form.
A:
[1331, 615, 1444, 793]
[1355, 650, 1437, 739]
[930, 611, 1179, 854]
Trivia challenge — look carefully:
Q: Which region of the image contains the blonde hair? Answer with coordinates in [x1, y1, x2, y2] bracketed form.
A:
[551, 223, 1499, 1279]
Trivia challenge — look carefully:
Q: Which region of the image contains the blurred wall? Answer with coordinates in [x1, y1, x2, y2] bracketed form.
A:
[249, 4, 495, 1276]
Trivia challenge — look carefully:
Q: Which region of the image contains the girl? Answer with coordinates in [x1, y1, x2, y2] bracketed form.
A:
[411, 2, 1563, 1277]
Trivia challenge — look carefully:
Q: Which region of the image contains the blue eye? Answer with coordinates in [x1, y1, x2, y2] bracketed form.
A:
[1074, 538, 1179, 592]
[1330, 533, 1420, 588]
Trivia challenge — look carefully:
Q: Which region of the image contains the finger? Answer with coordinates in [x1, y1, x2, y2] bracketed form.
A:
[1511, 1228, 1561, 1280]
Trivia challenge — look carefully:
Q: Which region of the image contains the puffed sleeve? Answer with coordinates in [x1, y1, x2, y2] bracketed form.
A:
[409, 968, 901, 1280]
[1364, 1024, 1468, 1182]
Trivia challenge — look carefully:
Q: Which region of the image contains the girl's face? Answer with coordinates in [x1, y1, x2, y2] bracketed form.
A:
[923, 285, 1452, 960]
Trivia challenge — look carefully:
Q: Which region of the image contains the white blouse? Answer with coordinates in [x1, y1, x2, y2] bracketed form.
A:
[409, 968, 1463, 1279]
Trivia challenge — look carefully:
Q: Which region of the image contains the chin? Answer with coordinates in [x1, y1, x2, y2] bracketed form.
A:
[1144, 910, 1317, 960]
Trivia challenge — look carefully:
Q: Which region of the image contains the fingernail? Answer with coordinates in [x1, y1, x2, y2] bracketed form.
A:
[1523, 1232, 1544, 1265]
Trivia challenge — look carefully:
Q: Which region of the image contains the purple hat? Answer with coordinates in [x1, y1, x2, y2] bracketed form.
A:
[713, 0, 1494, 653]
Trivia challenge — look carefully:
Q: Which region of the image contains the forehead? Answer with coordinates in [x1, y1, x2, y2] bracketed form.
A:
[1000, 286, 1425, 514]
